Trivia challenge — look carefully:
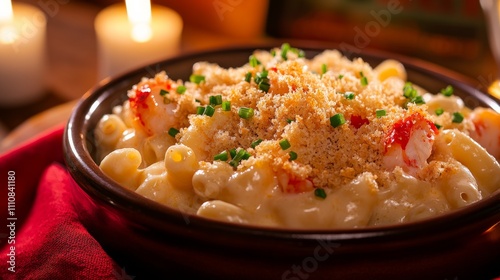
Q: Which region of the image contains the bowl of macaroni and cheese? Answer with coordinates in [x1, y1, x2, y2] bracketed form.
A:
[64, 42, 500, 279]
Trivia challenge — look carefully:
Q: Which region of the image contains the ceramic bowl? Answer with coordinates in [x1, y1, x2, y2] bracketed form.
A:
[64, 42, 500, 280]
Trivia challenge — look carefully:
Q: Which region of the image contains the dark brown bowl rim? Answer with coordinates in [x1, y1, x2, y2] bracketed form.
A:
[64, 41, 500, 243]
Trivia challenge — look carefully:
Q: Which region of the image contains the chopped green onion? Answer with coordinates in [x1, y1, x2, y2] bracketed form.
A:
[314, 188, 327, 199]
[434, 123, 442, 129]
[286, 118, 294, 124]
[279, 139, 291, 150]
[289, 151, 298, 161]
[251, 139, 263, 149]
[242, 151, 251, 160]
[214, 150, 229, 161]
[254, 70, 268, 84]
[321, 63, 327, 75]
[254, 70, 270, 92]
[160, 89, 169, 96]
[281, 43, 291, 60]
[176, 85, 186, 94]
[168, 127, 179, 137]
[189, 74, 205, 84]
[229, 149, 250, 168]
[258, 81, 270, 92]
[412, 95, 425, 105]
[209, 95, 223, 106]
[338, 74, 344, 79]
[344, 92, 355, 100]
[402, 82, 425, 107]
[222, 101, 231, 111]
[403, 82, 418, 99]
[452, 112, 464, 123]
[290, 46, 304, 56]
[229, 148, 237, 159]
[296, 49, 305, 58]
[376, 109, 386, 118]
[244, 72, 252, 83]
[254, 70, 271, 92]
[249, 55, 261, 67]
[196, 106, 205, 115]
[238, 107, 254, 119]
[330, 113, 346, 128]
[435, 108, 444, 116]
[361, 76, 368, 86]
[441, 85, 454, 97]
[204, 105, 215, 117]
[360, 72, 368, 86]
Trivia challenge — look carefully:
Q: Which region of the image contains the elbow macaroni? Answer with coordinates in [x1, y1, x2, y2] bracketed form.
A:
[95, 45, 500, 229]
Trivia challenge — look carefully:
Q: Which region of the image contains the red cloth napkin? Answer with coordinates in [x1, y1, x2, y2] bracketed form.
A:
[0, 126, 130, 279]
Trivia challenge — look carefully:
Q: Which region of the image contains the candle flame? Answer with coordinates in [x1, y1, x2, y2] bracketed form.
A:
[125, 0, 152, 43]
[0, 0, 13, 23]
[0, 0, 17, 44]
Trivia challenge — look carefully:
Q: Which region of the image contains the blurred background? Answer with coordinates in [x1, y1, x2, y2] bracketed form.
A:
[0, 0, 498, 150]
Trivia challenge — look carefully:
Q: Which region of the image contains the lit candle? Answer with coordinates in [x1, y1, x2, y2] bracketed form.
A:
[0, 0, 46, 106]
[95, 1, 183, 81]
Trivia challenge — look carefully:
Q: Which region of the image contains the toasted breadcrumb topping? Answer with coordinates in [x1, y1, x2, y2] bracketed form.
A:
[128, 46, 469, 189]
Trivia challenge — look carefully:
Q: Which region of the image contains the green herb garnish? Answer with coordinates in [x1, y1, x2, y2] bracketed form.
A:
[321, 63, 327, 76]
[222, 101, 231, 111]
[279, 139, 291, 150]
[168, 127, 179, 137]
[196, 106, 205, 115]
[452, 112, 464, 123]
[330, 113, 346, 128]
[251, 139, 263, 149]
[176, 85, 186, 94]
[402, 82, 425, 107]
[376, 109, 386, 118]
[360, 72, 368, 86]
[214, 150, 229, 161]
[244, 72, 252, 83]
[238, 107, 254, 119]
[435, 108, 444, 116]
[441, 85, 454, 97]
[344, 92, 355, 100]
[314, 188, 327, 199]
[189, 74, 205, 84]
[229, 149, 251, 168]
[249, 55, 261, 67]
[209, 95, 223, 106]
[281, 43, 291, 60]
[204, 105, 215, 117]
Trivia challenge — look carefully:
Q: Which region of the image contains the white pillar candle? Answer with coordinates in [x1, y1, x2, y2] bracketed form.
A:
[0, 1, 46, 106]
[95, 2, 183, 81]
